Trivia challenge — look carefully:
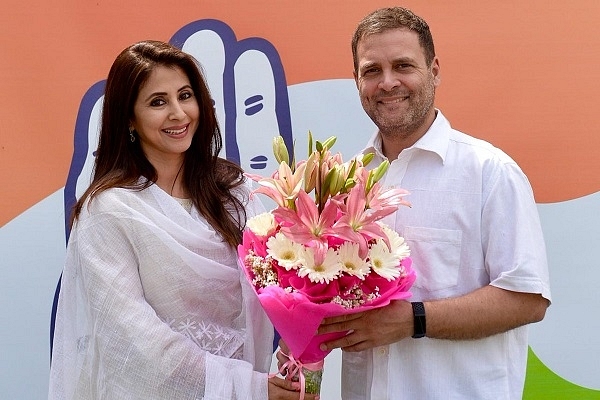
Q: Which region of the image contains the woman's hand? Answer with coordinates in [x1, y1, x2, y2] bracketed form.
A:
[268, 376, 319, 400]
[271, 339, 320, 399]
[275, 339, 292, 376]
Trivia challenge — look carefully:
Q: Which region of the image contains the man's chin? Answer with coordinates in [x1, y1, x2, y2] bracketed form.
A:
[374, 119, 411, 135]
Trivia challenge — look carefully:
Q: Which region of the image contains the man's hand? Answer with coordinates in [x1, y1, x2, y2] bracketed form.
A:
[319, 286, 549, 353]
[317, 300, 413, 352]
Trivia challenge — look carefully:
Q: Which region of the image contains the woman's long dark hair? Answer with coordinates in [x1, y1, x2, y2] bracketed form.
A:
[71, 40, 246, 247]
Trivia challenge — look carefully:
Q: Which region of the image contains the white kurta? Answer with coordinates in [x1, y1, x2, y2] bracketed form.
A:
[49, 182, 273, 399]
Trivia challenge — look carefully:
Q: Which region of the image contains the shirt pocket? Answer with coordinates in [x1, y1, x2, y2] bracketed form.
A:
[404, 226, 462, 292]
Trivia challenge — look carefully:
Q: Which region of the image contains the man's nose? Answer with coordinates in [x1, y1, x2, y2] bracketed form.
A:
[378, 70, 401, 92]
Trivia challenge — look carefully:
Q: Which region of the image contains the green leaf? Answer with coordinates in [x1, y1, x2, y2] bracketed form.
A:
[316, 140, 323, 152]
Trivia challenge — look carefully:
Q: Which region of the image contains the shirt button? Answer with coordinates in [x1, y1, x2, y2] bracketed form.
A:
[378, 347, 387, 355]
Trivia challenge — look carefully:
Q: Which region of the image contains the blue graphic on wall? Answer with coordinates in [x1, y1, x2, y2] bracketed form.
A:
[54, 19, 294, 354]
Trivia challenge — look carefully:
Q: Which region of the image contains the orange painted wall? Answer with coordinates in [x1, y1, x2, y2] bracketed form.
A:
[1, 0, 600, 226]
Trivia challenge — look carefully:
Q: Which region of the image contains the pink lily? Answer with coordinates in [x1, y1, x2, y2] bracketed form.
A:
[366, 181, 411, 212]
[245, 161, 307, 209]
[272, 190, 338, 247]
[332, 184, 388, 257]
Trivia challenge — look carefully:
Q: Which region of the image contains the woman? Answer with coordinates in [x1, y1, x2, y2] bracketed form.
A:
[49, 40, 312, 399]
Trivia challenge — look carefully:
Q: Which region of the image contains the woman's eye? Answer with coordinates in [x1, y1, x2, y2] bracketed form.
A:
[150, 98, 166, 107]
[180, 91, 194, 100]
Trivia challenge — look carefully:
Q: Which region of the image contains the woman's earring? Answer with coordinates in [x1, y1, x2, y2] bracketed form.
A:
[129, 128, 136, 143]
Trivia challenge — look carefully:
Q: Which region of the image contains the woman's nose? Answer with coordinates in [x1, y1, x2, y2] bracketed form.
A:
[169, 101, 186, 120]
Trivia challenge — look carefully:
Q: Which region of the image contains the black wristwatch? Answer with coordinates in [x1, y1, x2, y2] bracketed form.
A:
[411, 301, 426, 338]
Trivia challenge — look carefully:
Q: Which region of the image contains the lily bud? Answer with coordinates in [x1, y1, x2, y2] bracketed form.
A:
[320, 136, 337, 151]
[272, 136, 290, 166]
[342, 177, 357, 193]
[370, 160, 390, 184]
[325, 165, 345, 196]
[303, 152, 319, 192]
[346, 159, 357, 181]
[321, 171, 333, 200]
[360, 152, 375, 167]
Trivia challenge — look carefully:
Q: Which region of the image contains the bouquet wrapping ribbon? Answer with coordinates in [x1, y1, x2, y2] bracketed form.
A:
[271, 351, 324, 399]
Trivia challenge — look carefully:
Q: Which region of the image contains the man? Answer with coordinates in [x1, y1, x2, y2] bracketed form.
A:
[318, 7, 551, 399]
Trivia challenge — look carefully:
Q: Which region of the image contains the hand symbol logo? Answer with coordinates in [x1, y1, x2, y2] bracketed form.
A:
[55, 19, 295, 353]
[172, 20, 293, 172]
[63, 19, 294, 238]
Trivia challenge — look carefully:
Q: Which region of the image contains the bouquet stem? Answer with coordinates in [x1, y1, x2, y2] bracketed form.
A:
[301, 364, 323, 395]
[289, 359, 324, 397]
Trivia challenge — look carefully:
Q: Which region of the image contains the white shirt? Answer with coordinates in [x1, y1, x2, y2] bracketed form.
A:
[342, 111, 551, 400]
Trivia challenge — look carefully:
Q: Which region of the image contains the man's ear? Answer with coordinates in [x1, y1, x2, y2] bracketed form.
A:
[431, 57, 441, 87]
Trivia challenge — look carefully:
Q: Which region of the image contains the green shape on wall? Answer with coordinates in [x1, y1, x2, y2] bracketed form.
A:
[524, 347, 600, 399]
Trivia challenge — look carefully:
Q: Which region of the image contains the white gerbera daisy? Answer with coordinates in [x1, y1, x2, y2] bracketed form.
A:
[298, 246, 343, 284]
[266, 232, 304, 270]
[247, 212, 277, 237]
[368, 239, 402, 281]
[381, 224, 410, 259]
[338, 242, 370, 279]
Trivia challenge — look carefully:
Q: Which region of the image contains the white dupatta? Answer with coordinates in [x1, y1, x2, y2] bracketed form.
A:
[49, 182, 273, 399]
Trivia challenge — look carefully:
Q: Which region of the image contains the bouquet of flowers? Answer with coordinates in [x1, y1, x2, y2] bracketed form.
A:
[238, 133, 416, 396]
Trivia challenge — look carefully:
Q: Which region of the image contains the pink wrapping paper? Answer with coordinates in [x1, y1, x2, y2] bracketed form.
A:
[239, 245, 416, 363]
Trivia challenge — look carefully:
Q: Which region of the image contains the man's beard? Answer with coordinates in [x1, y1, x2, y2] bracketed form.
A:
[363, 81, 435, 140]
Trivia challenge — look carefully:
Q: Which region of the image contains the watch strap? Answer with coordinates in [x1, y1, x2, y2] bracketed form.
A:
[411, 301, 426, 338]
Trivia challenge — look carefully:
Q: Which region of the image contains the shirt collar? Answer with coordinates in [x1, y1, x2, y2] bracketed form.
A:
[362, 109, 451, 164]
